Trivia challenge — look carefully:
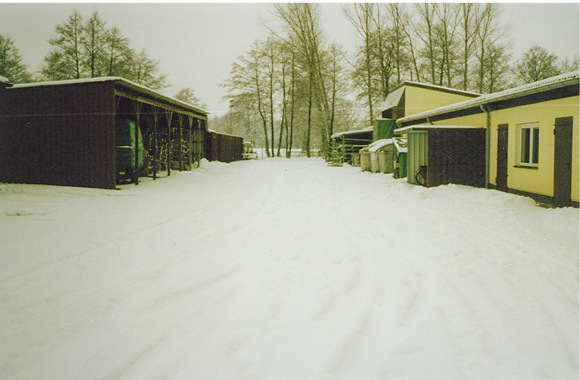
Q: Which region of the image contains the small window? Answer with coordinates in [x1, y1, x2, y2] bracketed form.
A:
[519, 123, 539, 166]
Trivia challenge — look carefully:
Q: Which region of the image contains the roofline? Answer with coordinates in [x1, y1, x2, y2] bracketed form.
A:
[11, 77, 209, 115]
[388, 80, 481, 98]
[397, 71, 580, 125]
[207, 128, 243, 139]
[330, 126, 373, 139]
[394, 125, 483, 134]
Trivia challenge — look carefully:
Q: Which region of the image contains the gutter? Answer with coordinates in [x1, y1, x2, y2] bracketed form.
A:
[480, 105, 491, 188]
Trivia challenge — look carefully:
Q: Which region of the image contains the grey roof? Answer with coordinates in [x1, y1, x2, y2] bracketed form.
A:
[11, 76, 209, 115]
[397, 71, 580, 124]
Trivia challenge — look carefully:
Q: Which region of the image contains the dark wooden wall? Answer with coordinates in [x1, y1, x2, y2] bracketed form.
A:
[427, 129, 486, 188]
[205, 131, 243, 163]
[0, 82, 117, 188]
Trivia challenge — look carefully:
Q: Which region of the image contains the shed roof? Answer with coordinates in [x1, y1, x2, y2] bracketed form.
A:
[397, 71, 580, 125]
[331, 125, 373, 139]
[11, 76, 209, 115]
[208, 128, 243, 139]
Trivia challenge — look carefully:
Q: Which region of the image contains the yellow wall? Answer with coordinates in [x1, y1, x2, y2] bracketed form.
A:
[404, 95, 579, 203]
[404, 86, 478, 117]
[488, 96, 579, 202]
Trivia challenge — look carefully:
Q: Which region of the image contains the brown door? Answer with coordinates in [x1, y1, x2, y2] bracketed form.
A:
[553, 117, 573, 207]
[496, 124, 508, 192]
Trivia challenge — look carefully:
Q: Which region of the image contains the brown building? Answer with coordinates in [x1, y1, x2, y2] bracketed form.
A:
[0, 77, 209, 189]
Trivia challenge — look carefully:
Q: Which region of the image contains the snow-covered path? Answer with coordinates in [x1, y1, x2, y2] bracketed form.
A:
[1, 158, 578, 379]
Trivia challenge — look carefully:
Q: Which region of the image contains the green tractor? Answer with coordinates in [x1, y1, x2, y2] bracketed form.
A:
[116, 118, 145, 183]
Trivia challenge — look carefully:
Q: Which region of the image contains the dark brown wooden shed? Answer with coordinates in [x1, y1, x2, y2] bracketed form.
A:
[205, 130, 244, 163]
[396, 125, 486, 188]
[0, 77, 208, 189]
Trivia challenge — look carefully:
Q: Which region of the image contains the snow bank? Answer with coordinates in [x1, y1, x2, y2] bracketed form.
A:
[1, 158, 577, 379]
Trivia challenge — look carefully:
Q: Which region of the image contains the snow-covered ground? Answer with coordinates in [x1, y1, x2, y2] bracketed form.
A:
[1, 158, 578, 379]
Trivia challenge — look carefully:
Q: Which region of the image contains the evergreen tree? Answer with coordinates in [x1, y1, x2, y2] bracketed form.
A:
[42, 10, 167, 90]
[0, 34, 32, 83]
[42, 10, 84, 80]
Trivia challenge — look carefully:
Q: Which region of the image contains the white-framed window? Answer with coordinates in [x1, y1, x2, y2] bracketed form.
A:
[519, 122, 539, 167]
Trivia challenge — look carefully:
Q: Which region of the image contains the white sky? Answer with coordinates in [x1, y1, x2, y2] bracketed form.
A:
[0, 2, 578, 116]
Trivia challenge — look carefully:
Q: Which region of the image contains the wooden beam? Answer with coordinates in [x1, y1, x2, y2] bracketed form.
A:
[133, 100, 142, 185]
[114, 89, 207, 120]
[165, 109, 173, 176]
[151, 106, 159, 180]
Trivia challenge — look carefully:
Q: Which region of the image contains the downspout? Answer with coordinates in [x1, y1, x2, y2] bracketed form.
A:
[426, 117, 434, 125]
[480, 105, 490, 188]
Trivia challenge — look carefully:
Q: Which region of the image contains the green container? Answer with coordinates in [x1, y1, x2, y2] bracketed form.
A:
[407, 131, 428, 184]
[116, 118, 144, 180]
[395, 152, 407, 178]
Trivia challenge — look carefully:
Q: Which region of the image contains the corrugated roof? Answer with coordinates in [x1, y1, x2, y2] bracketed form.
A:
[397, 71, 580, 124]
[11, 76, 209, 115]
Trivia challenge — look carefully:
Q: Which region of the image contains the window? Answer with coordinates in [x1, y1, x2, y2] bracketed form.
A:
[519, 123, 539, 166]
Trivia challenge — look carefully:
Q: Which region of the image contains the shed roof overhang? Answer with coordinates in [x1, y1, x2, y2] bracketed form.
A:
[394, 125, 482, 134]
[12, 77, 208, 119]
[331, 125, 373, 139]
[379, 86, 405, 113]
[396, 71, 580, 127]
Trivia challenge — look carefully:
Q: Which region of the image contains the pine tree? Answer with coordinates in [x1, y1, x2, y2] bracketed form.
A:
[42, 10, 84, 80]
[0, 34, 32, 83]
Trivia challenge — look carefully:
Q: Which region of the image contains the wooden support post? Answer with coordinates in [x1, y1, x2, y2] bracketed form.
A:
[151, 107, 159, 180]
[133, 101, 142, 185]
[178, 113, 184, 171]
[188, 116, 194, 170]
[165, 109, 173, 176]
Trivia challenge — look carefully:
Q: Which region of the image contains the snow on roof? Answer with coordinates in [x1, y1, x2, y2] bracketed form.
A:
[392, 137, 407, 153]
[397, 71, 580, 124]
[368, 139, 393, 152]
[394, 125, 482, 134]
[11, 76, 209, 115]
[331, 126, 373, 139]
[0, 76, 12, 86]
[207, 129, 243, 139]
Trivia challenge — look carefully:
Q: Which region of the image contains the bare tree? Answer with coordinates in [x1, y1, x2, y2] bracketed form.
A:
[345, 3, 375, 124]
[474, 4, 509, 93]
[458, 3, 481, 90]
[514, 46, 561, 84]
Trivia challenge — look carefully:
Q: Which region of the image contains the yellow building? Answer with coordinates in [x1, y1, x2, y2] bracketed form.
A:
[379, 81, 481, 120]
[396, 72, 579, 207]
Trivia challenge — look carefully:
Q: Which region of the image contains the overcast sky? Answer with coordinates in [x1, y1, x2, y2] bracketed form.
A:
[0, 2, 578, 116]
